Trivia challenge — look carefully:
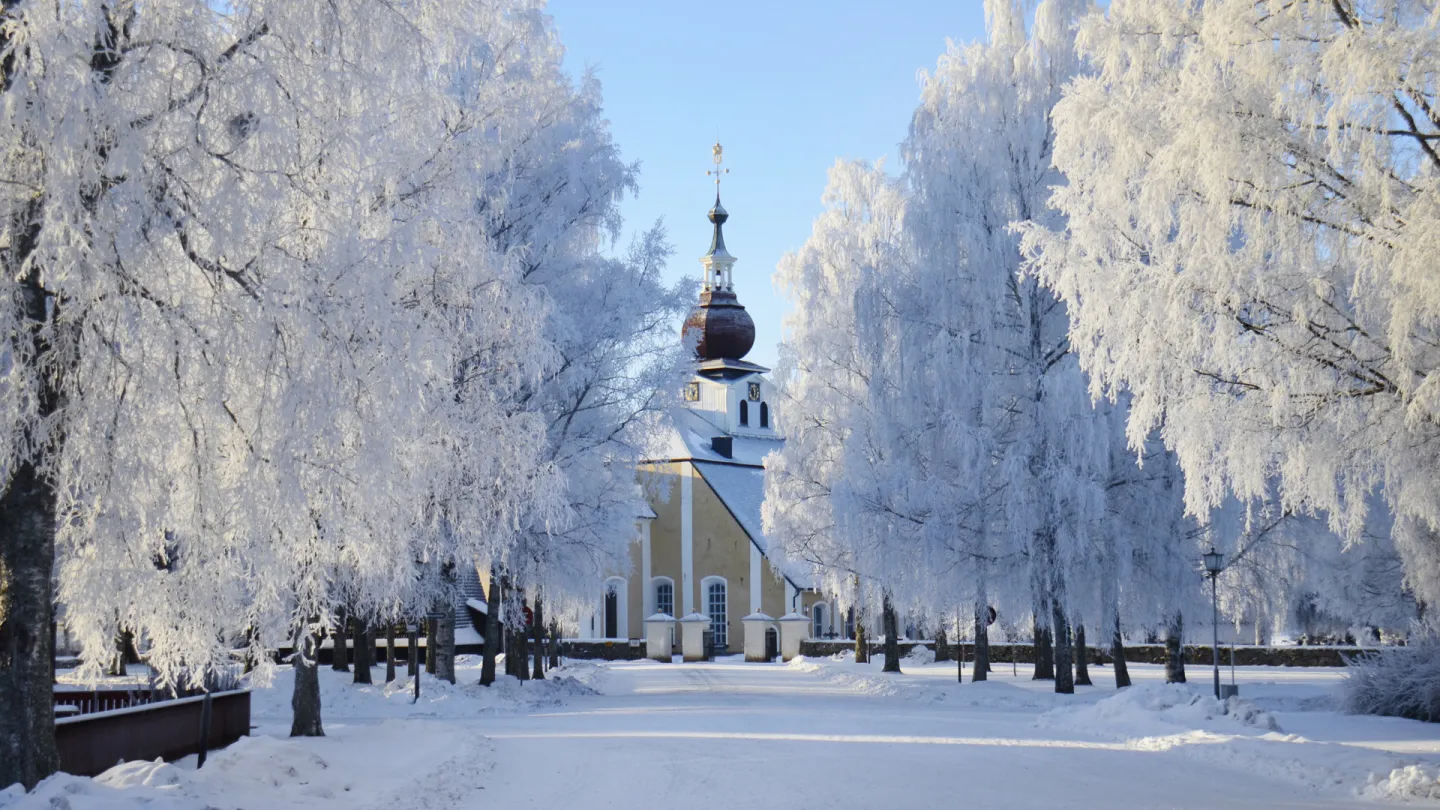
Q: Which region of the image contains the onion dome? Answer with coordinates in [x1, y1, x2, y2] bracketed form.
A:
[683, 287, 756, 361]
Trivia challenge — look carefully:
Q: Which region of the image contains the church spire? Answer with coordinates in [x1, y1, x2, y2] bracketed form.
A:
[701, 143, 735, 290]
[682, 142, 756, 362]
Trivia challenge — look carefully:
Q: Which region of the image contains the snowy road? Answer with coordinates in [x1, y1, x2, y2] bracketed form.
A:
[473, 660, 1372, 809]
[26, 656, 1440, 809]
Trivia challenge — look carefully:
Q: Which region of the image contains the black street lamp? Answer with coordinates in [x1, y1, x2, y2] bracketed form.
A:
[1203, 547, 1226, 700]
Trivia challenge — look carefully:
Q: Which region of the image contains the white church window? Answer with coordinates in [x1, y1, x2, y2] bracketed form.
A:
[653, 577, 674, 617]
[812, 604, 827, 638]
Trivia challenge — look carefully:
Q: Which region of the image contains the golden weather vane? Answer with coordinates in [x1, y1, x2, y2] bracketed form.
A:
[707, 141, 730, 191]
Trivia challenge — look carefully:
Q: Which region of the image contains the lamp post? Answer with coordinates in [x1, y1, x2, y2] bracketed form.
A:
[1202, 547, 1226, 700]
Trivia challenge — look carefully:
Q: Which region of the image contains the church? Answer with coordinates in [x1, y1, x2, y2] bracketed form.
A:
[574, 145, 834, 655]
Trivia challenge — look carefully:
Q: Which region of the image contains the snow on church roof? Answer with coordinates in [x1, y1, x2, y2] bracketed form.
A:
[658, 407, 783, 467]
[692, 460, 812, 589]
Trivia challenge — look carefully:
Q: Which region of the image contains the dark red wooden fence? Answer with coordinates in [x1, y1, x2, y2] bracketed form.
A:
[54, 690, 251, 777]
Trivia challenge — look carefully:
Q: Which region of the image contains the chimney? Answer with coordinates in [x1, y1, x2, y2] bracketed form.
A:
[710, 436, 733, 459]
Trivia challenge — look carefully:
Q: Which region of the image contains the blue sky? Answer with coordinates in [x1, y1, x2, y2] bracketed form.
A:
[547, 1, 989, 369]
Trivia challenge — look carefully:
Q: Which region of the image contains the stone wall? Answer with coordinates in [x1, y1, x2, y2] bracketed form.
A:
[560, 639, 647, 661]
[798, 639, 1360, 668]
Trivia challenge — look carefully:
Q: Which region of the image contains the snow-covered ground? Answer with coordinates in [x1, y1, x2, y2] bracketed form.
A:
[8, 653, 1440, 808]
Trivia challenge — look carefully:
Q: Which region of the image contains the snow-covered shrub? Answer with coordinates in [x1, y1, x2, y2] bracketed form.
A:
[903, 645, 936, 666]
[1342, 638, 1440, 722]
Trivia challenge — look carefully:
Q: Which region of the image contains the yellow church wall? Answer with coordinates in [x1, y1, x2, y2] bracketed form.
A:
[642, 462, 684, 628]
[627, 529, 644, 640]
[689, 467, 751, 653]
[758, 550, 789, 622]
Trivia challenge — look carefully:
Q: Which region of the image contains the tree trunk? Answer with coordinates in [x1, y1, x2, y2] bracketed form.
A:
[242, 626, 259, 675]
[425, 617, 437, 675]
[352, 616, 373, 685]
[531, 598, 546, 680]
[1032, 617, 1054, 680]
[480, 573, 501, 686]
[1074, 624, 1093, 686]
[385, 623, 397, 683]
[935, 627, 949, 664]
[854, 613, 869, 664]
[434, 607, 456, 684]
[1052, 604, 1074, 694]
[290, 628, 324, 737]
[972, 604, 990, 683]
[0, 196, 65, 790]
[407, 625, 420, 678]
[881, 594, 901, 674]
[107, 621, 128, 677]
[330, 607, 349, 672]
[501, 627, 513, 678]
[1111, 614, 1132, 689]
[548, 620, 561, 669]
[1164, 611, 1186, 683]
[515, 619, 530, 681]
[0, 459, 62, 789]
[435, 564, 457, 684]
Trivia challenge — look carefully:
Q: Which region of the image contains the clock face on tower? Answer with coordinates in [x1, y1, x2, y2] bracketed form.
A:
[685, 382, 700, 402]
[748, 382, 761, 401]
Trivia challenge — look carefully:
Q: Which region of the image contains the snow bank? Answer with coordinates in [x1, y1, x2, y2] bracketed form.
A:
[787, 655, 1060, 710]
[3, 656, 603, 809]
[1041, 682, 1440, 802]
[1365, 764, 1440, 801]
[1041, 683, 1281, 735]
[2, 719, 488, 810]
[251, 655, 599, 722]
[902, 645, 936, 666]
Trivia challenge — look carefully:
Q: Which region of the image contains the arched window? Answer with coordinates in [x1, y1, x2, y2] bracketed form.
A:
[739, 400, 749, 427]
[760, 402, 770, 428]
[701, 575, 728, 650]
[653, 577, 674, 617]
[603, 576, 627, 639]
[812, 604, 827, 639]
[604, 587, 618, 639]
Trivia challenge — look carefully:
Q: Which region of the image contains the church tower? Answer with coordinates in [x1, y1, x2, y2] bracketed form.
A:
[678, 143, 774, 437]
[579, 143, 826, 652]
[682, 143, 757, 364]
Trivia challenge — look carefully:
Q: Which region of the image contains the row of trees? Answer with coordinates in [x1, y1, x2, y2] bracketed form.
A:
[763, 0, 1430, 691]
[0, 0, 687, 789]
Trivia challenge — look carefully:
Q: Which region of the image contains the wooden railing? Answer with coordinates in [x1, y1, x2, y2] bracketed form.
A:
[53, 688, 157, 717]
[54, 690, 251, 777]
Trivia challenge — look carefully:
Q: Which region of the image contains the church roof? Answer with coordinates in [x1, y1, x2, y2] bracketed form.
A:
[641, 408, 811, 588]
[693, 460, 812, 589]
[655, 406, 782, 467]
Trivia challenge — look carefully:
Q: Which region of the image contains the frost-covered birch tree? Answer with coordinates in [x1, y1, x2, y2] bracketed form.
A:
[900, 0, 1109, 693]
[469, 57, 693, 636]
[763, 160, 912, 650]
[0, 0, 599, 781]
[1021, 1, 1440, 603]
